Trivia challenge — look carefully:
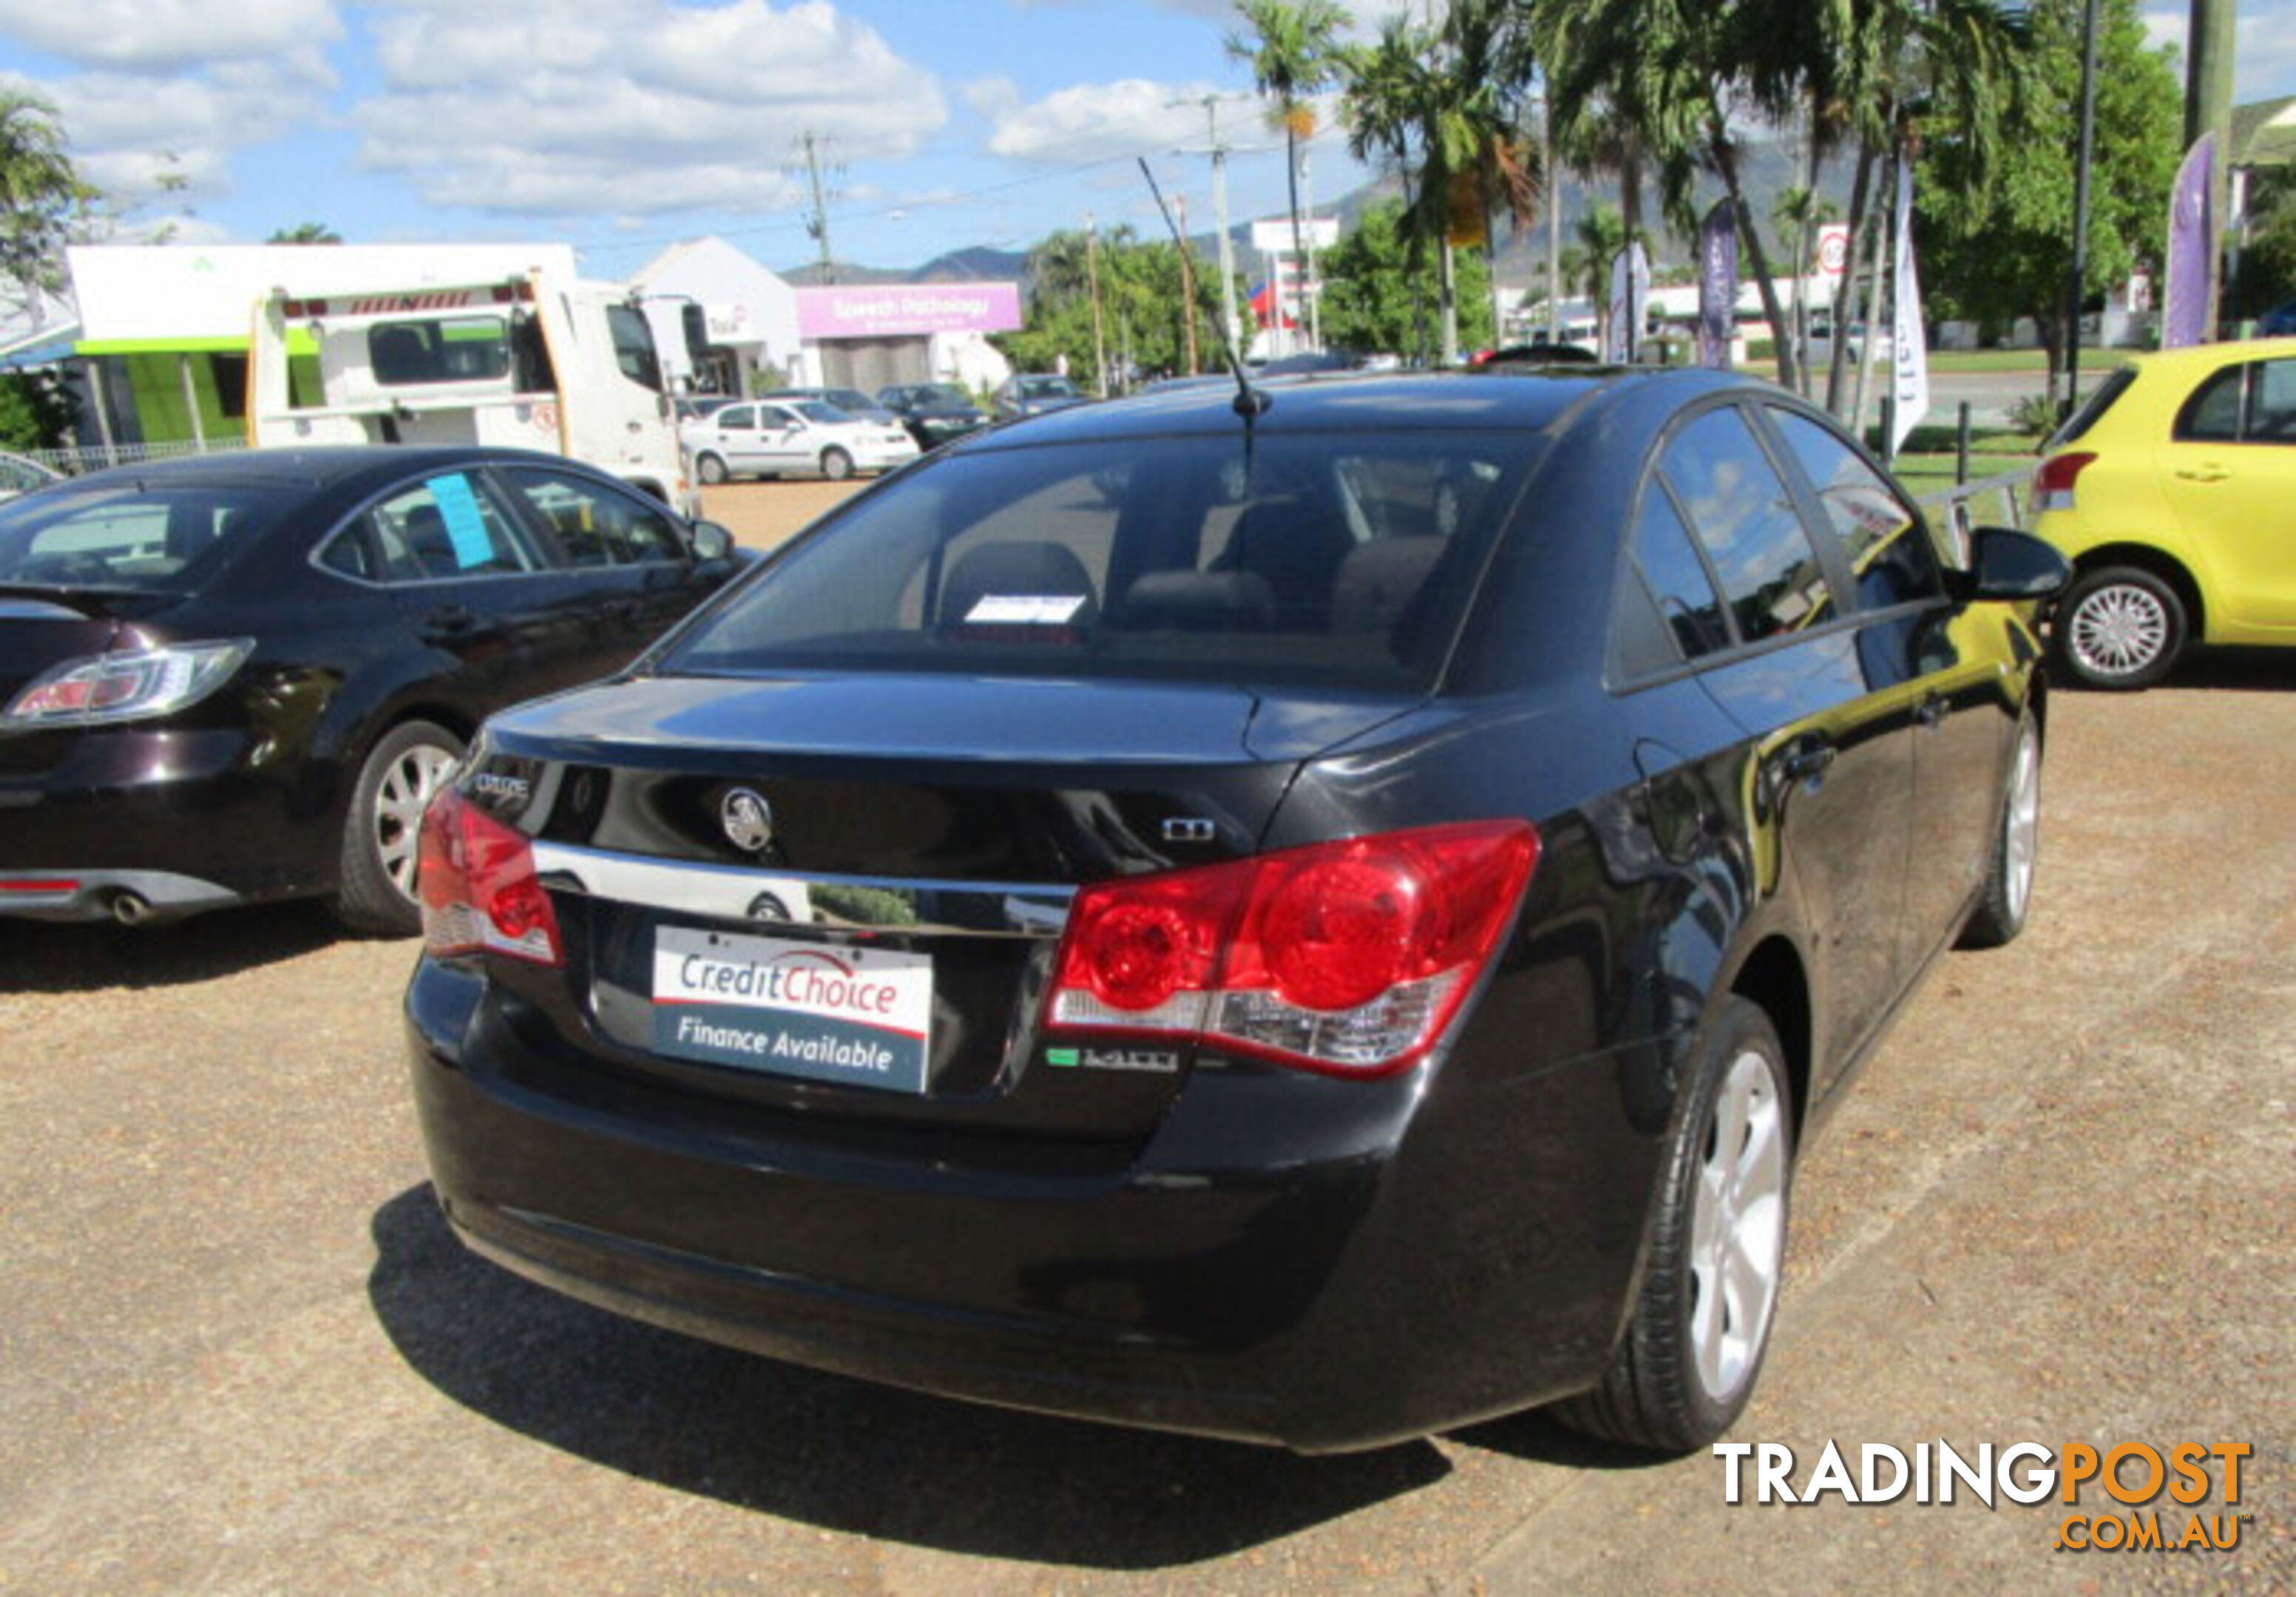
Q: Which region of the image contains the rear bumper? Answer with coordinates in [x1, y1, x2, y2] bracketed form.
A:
[404, 955, 1663, 1452]
[0, 725, 329, 920]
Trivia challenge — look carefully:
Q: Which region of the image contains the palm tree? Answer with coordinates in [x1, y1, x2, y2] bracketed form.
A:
[0, 90, 93, 330]
[1228, 0, 1349, 348]
[1341, 7, 1540, 365]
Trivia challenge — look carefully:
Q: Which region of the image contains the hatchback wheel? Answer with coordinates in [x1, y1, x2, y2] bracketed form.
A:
[1959, 713, 2040, 949]
[695, 452, 729, 486]
[820, 447, 855, 481]
[2053, 565, 2184, 690]
[1554, 997, 1792, 1452]
[334, 719, 465, 936]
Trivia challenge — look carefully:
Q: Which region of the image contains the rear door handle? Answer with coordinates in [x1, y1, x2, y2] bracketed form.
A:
[417, 603, 481, 642]
[2175, 464, 2229, 483]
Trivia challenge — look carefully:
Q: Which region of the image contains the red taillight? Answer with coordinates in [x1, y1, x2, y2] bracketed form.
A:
[1048, 821, 1540, 1077]
[2034, 451, 2095, 512]
[416, 787, 563, 966]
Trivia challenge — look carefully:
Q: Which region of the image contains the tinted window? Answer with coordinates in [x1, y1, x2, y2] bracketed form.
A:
[368, 317, 509, 385]
[1624, 484, 1731, 669]
[505, 467, 685, 566]
[2177, 366, 2244, 442]
[1660, 407, 1834, 642]
[1772, 410, 1943, 610]
[361, 472, 546, 582]
[664, 431, 1540, 692]
[0, 483, 280, 589]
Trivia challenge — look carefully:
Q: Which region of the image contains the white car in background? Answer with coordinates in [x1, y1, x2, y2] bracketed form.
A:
[681, 399, 919, 484]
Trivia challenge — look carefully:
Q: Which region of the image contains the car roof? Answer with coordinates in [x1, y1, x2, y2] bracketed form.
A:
[2110, 334, 2296, 379]
[57, 445, 620, 498]
[958, 366, 1748, 450]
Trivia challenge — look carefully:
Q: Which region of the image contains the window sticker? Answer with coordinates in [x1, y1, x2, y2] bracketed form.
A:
[425, 473, 494, 570]
[963, 594, 1086, 625]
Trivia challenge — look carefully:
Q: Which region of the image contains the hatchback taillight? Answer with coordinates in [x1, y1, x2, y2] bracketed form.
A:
[1047, 821, 1540, 1077]
[2034, 451, 2096, 512]
[417, 787, 563, 966]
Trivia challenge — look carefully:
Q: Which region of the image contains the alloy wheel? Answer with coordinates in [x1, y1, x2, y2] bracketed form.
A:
[1687, 1048, 1789, 1403]
[373, 742, 458, 899]
[2068, 583, 2170, 679]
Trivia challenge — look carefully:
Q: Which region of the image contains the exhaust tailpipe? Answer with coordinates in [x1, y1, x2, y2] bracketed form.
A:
[110, 890, 155, 926]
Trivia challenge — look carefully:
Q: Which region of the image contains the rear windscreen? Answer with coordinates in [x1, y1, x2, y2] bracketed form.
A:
[665, 430, 1541, 692]
[0, 483, 284, 590]
[2045, 366, 2137, 450]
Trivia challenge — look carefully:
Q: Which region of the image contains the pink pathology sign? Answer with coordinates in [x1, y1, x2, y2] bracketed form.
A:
[795, 283, 1022, 339]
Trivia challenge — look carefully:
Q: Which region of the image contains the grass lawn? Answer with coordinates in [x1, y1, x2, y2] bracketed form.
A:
[1892, 451, 2037, 499]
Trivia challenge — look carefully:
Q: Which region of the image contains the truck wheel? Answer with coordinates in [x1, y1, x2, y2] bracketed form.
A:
[333, 719, 464, 937]
[695, 452, 729, 486]
[2052, 564, 2184, 690]
[819, 447, 855, 481]
[1552, 997, 1793, 1452]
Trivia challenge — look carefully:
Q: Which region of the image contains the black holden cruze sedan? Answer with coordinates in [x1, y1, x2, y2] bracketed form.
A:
[404, 369, 2068, 1454]
[0, 446, 742, 934]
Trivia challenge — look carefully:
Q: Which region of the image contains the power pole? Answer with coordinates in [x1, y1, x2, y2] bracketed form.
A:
[2186, 0, 2236, 331]
[1085, 213, 1109, 397]
[795, 130, 839, 285]
[1171, 93, 1247, 361]
[2064, 0, 2102, 415]
[1175, 192, 1201, 374]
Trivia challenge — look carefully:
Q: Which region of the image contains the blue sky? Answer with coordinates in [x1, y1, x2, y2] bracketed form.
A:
[3, 0, 2293, 280]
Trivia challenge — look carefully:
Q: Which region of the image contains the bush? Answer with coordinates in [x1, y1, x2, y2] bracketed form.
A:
[0, 369, 76, 451]
[2005, 392, 2061, 436]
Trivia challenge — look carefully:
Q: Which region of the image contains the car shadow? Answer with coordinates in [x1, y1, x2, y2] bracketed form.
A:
[366, 1185, 1455, 1565]
[2164, 648, 2296, 694]
[0, 901, 362, 994]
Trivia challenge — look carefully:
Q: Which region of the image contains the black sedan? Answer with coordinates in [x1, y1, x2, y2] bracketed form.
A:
[0, 446, 743, 933]
[404, 370, 2065, 1454]
[876, 382, 990, 450]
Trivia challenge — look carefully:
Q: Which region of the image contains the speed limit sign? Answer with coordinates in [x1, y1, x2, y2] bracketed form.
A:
[1817, 224, 1850, 277]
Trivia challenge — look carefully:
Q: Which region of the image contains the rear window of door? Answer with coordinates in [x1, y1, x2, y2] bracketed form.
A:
[320, 470, 549, 583]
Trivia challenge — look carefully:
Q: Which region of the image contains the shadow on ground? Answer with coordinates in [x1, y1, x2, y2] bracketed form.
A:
[0, 900, 361, 994]
[367, 1185, 1457, 1567]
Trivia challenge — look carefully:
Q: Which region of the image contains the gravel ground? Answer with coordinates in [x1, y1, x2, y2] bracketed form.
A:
[1, 654, 2289, 1596]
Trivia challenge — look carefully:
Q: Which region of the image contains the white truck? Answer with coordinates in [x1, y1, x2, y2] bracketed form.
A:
[247, 270, 696, 513]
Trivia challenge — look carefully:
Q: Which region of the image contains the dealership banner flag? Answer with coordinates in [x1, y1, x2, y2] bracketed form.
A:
[1890, 161, 1929, 455]
[2163, 132, 2218, 350]
[1696, 201, 1738, 370]
[1605, 241, 1649, 362]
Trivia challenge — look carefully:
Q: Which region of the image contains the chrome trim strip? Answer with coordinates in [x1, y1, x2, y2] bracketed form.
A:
[529, 839, 1074, 936]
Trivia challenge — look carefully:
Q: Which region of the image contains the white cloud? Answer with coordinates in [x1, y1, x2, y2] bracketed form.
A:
[352, 0, 948, 218]
[989, 78, 1227, 163]
[0, 0, 342, 69]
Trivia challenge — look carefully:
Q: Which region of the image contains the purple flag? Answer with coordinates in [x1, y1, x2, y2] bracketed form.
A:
[1696, 200, 1738, 370]
[2163, 133, 2217, 350]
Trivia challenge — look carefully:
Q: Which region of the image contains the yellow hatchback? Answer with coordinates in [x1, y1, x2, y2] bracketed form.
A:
[2032, 336, 2296, 688]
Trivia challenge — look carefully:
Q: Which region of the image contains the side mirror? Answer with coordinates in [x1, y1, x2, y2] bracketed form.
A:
[1963, 526, 2070, 602]
[690, 521, 735, 563]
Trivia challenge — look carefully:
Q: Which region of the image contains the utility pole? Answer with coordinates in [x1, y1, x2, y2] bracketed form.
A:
[1085, 213, 1109, 397]
[1544, 94, 1561, 344]
[2186, 0, 2236, 331]
[793, 131, 840, 285]
[2063, 0, 2102, 416]
[1175, 192, 1201, 374]
[1171, 93, 1247, 361]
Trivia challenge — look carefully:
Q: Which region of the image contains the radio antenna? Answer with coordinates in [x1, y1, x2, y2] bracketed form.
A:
[1137, 157, 1268, 421]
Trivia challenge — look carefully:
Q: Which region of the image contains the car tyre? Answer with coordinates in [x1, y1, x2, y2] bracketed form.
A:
[695, 452, 729, 486]
[2052, 564, 2184, 690]
[1554, 997, 1793, 1453]
[1957, 713, 2040, 949]
[819, 447, 855, 482]
[333, 719, 465, 937]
